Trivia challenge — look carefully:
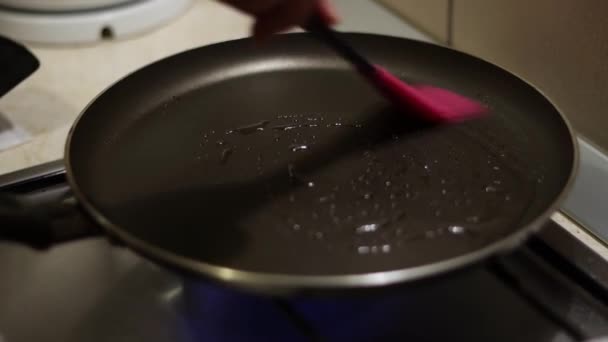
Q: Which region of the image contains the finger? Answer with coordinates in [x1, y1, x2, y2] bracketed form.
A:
[253, 0, 317, 41]
[219, 0, 281, 15]
[316, 0, 339, 25]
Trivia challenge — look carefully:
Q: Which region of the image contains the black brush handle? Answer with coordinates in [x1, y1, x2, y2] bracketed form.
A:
[303, 13, 376, 75]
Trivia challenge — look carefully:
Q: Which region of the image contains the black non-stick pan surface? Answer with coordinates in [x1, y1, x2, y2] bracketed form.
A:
[65, 33, 575, 292]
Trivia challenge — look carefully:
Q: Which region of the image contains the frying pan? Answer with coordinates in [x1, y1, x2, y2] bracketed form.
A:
[0, 33, 577, 295]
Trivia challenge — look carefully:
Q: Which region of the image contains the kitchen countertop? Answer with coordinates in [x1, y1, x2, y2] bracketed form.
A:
[0, 0, 429, 176]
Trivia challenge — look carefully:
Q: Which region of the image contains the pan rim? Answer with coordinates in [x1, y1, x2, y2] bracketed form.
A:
[64, 33, 579, 294]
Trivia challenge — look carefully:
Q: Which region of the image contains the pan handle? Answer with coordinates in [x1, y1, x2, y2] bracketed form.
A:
[0, 193, 103, 249]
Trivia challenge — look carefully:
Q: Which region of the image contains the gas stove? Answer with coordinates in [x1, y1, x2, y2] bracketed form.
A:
[0, 161, 606, 342]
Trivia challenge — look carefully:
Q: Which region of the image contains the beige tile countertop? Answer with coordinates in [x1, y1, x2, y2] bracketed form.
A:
[0, 0, 428, 176]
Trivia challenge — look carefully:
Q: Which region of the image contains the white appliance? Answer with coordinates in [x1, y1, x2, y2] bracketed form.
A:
[0, 0, 134, 11]
[0, 0, 193, 44]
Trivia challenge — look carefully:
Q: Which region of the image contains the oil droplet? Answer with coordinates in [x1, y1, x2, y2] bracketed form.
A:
[307, 182, 315, 188]
[293, 224, 301, 231]
[382, 244, 391, 253]
[385, 181, 392, 187]
[220, 148, 234, 164]
[441, 189, 447, 195]
[448, 225, 466, 235]
[273, 124, 298, 131]
[356, 223, 379, 234]
[493, 166, 501, 171]
[485, 185, 497, 193]
[364, 193, 372, 200]
[290, 145, 309, 152]
[216, 140, 226, 146]
[358, 246, 371, 255]
[226, 120, 269, 135]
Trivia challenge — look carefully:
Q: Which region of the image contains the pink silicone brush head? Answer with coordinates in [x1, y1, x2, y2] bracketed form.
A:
[303, 13, 488, 124]
[371, 67, 488, 124]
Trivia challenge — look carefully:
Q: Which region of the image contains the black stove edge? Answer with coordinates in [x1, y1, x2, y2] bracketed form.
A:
[494, 219, 608, 340]
[0, 160, 65, 190]
[534, 214, 608, 304]
[488, 259, 591, 341]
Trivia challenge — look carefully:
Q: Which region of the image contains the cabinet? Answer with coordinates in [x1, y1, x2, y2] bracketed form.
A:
[452, 0, 608, 150]
[376, 0, 450, 43]
[378, 0, 608, 150]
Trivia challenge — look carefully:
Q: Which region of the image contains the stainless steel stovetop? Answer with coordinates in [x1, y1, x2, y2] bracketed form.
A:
[0, 161, 607, 342]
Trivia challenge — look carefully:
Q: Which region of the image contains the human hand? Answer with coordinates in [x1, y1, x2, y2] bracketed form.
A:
[219, 0, 338, 41]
